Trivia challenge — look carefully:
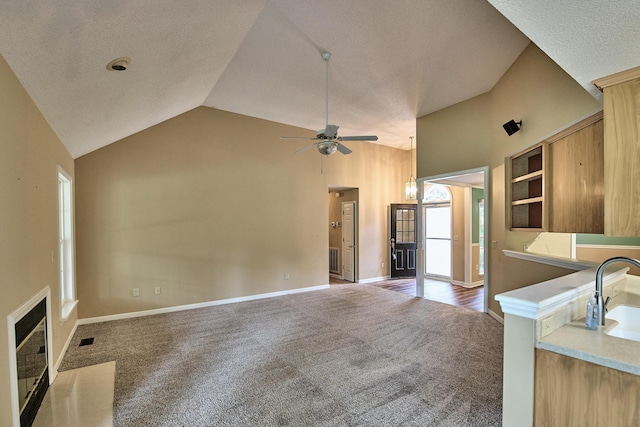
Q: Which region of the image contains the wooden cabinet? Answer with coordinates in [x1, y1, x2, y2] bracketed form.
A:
[510, 144, 546, 231]
[508, 112, 604, 233]
[534, 349, 640, 426]
[547, 113, 604, 233]
[594, 67, 640, 236]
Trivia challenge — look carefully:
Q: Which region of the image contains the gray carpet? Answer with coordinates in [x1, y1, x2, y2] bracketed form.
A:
[59, 285, 503, 426]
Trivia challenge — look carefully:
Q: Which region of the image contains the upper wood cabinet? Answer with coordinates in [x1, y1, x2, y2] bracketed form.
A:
[508, 112, 604, 233]
[547, 113, 604, 233]
[594, 67, 640, 236]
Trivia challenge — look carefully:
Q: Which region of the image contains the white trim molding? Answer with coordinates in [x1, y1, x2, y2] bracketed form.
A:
[495, 267, 627, 320]
[358, 275, 389, 284]
[53, 320, 78, 376]
[7, 286, 54, 427]
[79, 284, 330, 325]
[503, 249, 596, 272]
[451, 279, 484, 289]
[576, 244, 640, 251]
[488, 309, 504, 324]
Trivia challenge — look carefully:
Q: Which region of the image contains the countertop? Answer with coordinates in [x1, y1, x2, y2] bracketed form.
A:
[537, 319, 640, 376]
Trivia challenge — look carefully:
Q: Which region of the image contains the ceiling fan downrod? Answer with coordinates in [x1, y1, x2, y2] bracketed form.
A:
[322, 51, 331, 129]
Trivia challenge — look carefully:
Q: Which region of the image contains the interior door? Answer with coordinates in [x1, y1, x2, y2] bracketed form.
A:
[390, 204, 417, 278]
[342, 201, 356, 282]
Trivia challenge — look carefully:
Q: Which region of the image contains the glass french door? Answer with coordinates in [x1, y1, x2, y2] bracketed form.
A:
[424, 202, 452, 278]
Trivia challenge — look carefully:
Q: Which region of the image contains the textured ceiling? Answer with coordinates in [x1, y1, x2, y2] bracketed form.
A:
[204, 0, 530, 151]
[487, 0, 640, 102]
[0, 1, 637, 158]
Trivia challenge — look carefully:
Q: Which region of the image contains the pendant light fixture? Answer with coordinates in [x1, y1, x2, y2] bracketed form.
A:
[405, 136, 417, 200]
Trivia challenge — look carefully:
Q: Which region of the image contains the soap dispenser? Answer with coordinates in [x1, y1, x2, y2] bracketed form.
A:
[585, 292, 599, 330]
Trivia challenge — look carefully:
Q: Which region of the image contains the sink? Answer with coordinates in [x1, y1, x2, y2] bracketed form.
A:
[606, 305, 640, 342]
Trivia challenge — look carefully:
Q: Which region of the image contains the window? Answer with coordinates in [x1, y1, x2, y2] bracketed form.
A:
[58, 166, 77, 320]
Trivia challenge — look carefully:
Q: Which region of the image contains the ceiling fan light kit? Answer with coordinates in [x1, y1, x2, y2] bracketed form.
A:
[281, 51, 378, 157]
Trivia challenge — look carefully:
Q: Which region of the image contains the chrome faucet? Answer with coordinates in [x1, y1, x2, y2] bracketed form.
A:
[590, 256, 640, 328]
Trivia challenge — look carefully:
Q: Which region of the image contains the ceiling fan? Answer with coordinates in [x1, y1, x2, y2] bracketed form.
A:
[281, 51, 378, 156]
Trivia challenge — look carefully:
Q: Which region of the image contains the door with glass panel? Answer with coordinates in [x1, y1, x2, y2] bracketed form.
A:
[390, 204, 417, 278]
[423, 185, 452, 278]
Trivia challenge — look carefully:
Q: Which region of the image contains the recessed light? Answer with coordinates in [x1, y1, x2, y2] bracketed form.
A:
[106, 57, 130, 71]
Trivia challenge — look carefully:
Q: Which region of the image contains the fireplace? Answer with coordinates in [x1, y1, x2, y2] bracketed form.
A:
[15, 299, 48, 427]
[9, 288, 52, 427]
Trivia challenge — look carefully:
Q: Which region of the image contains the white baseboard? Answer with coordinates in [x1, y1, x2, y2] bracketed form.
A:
[52, 320, 78, 380]
[358, 275, 389, 284]
[78, 284, 330, 325]
[330, 273, 344, 279]
[488, 309, 504, 324]
[451, 279, 484, 289]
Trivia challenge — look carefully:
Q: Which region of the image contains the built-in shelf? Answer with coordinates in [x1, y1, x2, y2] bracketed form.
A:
[510, 144, 545, 230]
[512, 196, 543, 206]
[512, 170, 543, 184]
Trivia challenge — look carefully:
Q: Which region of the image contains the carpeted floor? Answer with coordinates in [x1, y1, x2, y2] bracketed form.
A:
[59, 285, 504, 426]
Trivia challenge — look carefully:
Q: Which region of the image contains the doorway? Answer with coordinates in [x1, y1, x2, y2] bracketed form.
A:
[416, 168, 488, 312]
[328, 188, 358, 282]
[423, 184, 452, 278]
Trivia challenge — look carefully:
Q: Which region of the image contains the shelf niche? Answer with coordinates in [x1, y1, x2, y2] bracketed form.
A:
[510, 145, 545, 230]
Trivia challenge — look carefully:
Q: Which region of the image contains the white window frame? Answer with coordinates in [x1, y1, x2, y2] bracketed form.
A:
[58, 166, 77, 320]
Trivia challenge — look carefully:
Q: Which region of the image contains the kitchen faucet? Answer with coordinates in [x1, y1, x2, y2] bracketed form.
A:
[587, 256, 640, 330]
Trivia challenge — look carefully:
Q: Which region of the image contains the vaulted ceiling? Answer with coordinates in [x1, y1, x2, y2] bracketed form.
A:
[0, 1, 638, 158]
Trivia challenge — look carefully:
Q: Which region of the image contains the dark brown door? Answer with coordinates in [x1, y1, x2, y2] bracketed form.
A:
[390, 204, 417, 278]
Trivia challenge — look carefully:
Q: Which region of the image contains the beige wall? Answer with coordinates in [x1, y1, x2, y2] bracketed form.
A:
[75, 107, 409, 318]
[450, 186, 465, 282]
[328, 189, 358, 277]
[417, 93, 491, 178]
[472, 245, 483, 283]
[417, 43, 601, 315]
[0, 54, 76, 425]
[576, 246, 640, 276]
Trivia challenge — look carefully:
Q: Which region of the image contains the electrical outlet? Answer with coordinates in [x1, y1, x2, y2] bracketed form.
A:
[155, 286, 161, 295]
[132, 288, 140, 297]
[284, 273, 290, 280]
[381, 262, 384, 268]
[612, 283, 619, 297]
[541, 316, 553, 338]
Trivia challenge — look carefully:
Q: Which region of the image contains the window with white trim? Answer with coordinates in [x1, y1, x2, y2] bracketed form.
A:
[58, 166, 77, 320]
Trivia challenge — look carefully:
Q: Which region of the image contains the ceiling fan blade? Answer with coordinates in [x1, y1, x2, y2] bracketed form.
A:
[336, 142, 352, 155]
[281, 136, 317, 140]
[338, 135, 378, 141]
[295, 142, 318, 154]
[324, 124, 339, 139]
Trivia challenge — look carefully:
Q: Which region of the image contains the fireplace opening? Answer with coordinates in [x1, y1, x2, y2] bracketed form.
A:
[15, 298, 49, 427]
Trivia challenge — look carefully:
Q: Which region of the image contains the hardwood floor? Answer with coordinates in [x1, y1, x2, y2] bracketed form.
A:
[330, 277, 485, 312]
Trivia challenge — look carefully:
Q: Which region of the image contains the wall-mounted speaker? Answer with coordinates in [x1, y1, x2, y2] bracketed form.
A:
[503, 120, 522, 136]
